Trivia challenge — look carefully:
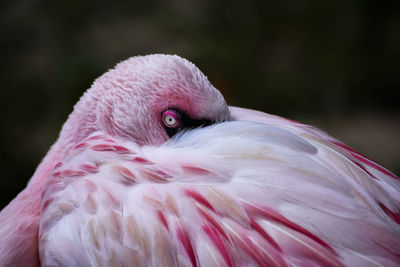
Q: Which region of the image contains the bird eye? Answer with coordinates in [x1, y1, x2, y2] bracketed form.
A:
[162, 110, 180, 128]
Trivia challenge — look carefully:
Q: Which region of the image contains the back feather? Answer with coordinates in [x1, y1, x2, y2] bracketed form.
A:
[39, 109, 400, 267]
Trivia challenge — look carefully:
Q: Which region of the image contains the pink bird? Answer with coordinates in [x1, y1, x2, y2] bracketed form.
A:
[1, 54, 399, 267]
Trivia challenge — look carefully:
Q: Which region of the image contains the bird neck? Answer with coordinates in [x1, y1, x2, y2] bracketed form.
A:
[27, 91, 99, 191]
[0, 135, 76, 266]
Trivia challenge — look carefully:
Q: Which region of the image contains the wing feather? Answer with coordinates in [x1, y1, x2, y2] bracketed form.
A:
[39, 110, 400, 266]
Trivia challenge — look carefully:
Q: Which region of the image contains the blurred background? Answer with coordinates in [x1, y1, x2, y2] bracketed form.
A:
[1, 0, 399, 209]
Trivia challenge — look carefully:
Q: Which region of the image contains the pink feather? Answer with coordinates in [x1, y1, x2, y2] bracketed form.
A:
[1, 54, 399, 266]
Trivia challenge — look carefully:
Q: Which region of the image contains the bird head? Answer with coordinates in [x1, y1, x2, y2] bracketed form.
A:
[62, 54, 231, 146]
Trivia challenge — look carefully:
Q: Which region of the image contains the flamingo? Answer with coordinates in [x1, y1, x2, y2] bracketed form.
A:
[0, 54, 399, 267]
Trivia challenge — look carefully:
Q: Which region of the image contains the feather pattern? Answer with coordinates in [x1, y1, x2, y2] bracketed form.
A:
[3, 54, 398, 267]
[39, 116, 400, 267]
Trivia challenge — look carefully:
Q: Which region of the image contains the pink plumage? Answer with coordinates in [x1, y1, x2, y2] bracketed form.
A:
[0, 54, 399, 266]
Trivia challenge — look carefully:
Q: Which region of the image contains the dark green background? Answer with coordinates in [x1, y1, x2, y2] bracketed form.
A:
[1, 0, 399, 209]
